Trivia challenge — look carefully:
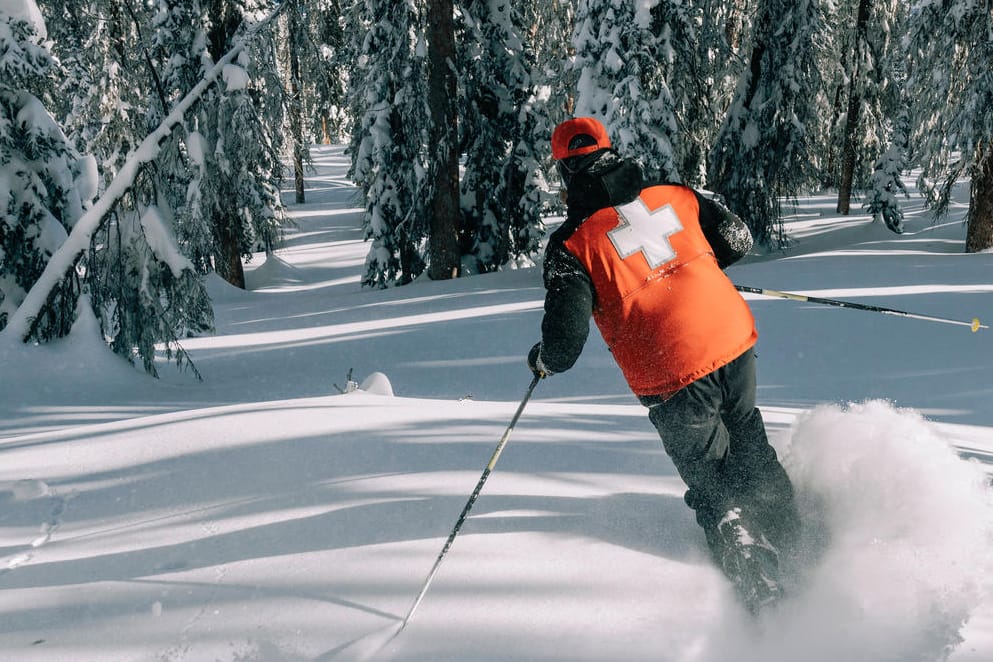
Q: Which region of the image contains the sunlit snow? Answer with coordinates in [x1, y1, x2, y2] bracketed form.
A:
[1, 146, 992, 661]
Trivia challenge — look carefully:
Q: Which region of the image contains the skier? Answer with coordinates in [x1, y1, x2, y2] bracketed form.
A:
[528, 117, 800, 614]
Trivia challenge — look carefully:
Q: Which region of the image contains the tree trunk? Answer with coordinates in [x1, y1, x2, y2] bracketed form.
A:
[836, 91, 861, 214]
[216, 211, 246, 289]
[287, 0, 306, 204]
[837, 0, 871, 214]
[207, 0, 246, 288]
[426, 0, 460, 280]
[966, 143, 993, 253]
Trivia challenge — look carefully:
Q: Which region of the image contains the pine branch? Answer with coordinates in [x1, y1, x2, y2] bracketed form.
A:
[2, 2, 290, 344]
[121, 0, 169, 114]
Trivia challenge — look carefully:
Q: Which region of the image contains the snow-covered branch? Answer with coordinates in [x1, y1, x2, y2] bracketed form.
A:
[1, 2, 287, 343]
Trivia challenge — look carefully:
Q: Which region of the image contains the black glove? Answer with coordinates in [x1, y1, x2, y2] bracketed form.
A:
[527, 342, 550, 378]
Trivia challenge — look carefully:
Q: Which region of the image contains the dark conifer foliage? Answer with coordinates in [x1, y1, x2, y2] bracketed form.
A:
[708, 0, 826, 248]
[0, 9, 89, 342]
[905, 0, 993, 252]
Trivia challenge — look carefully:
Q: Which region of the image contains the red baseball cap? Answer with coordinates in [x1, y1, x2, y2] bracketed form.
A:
[551, 117, 611, 160]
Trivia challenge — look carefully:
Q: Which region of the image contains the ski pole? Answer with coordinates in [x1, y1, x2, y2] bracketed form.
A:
[398, 373, 541, 633]
[735, 284, 987, 332]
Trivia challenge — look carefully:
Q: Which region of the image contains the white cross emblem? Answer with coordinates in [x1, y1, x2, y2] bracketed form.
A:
[608, 199, 684, 269]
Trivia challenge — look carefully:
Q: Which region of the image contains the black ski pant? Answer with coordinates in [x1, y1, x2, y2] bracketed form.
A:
[640, 349, 799, 562]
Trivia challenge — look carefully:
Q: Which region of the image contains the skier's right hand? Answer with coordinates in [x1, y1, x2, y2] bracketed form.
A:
[527, 342, 550, 379]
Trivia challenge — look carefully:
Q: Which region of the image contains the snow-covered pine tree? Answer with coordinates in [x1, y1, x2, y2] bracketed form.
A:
[187, 0, 286, 288]
[905, 0, 993, 252]
[48, 0, 148, 168]
[274, 0, 351, 204]
[241, 4, 289, 252]
[42, 0, 214, 375]
[571, 0, 680, 184]
[647, 0, 743, 188]
[282, 0, 309, 203]
[145, 0, 215, 276]
[708, 0, 826, 247]
[304, 0, 349, 143]
[37, 1, 94, 130]
[458, 0, 544, 273]
[497, 97, 547, 266]
[498, 36, 550, 267]
[0, 1, 93, 341]
[515, 0, 573, 224]
[821, 0, 904, 214]
[349, 0, 429, 288]
[864, 108, 909, 234]
[88, 204, 212, 376]
[521, 0, 573, 124]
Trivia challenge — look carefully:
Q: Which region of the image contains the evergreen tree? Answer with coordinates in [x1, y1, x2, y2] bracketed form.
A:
[571, 0, 679, 183]
[10, 1, 286, 372]
[41, 0, 284, 373]
[145, 0, 215, 275]
[0, 2, 93, 341]
[708, 0, 826, 247]
[273, 0, 349, 202]
[649, 0, 725, 187]
[905, 0, 993, 252]
[458, 0, 543, 273]
[865, 108, 909, 234]
[284, 0, 309, 203]
[515, 0, 572, 223]
[822, 0, 904, 214]
[192, 0, 286, 288]
[306, 0, 349, 143]
[499, 94, 547, 266]
[349, 0, 428, 288]
[522, 0, 574, 124]
[52, 0, 213, 375]
[163, 0, 285, 288]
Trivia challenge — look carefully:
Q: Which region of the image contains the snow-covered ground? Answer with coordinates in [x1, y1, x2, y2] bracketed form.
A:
[2, 145, 992, 661]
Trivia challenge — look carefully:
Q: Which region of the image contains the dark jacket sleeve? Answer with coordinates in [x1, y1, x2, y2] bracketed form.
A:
[538, 238, 594, 374]
[694, 191, 754, 269]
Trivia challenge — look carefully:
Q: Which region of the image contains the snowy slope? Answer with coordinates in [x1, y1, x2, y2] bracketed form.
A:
[1, 146, 992, 661]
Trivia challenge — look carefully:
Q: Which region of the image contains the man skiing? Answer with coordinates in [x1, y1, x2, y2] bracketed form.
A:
[528, 117, 800, 614]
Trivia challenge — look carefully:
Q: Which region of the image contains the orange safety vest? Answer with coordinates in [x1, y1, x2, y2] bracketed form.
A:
[562, 184, 757, 397]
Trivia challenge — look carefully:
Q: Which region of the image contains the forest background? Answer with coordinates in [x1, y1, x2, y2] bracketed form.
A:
[1, 0, 991, 375]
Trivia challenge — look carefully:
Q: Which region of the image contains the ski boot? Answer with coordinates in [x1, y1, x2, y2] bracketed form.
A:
[712, 508, 785, 616]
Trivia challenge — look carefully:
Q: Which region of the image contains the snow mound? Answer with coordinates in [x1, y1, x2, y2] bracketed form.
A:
[1, 295, 144, 389]
[204, 272, 254, 302]
[700, 400, 993, 662]
[2, 479, 50, 500]
[359, 372, 393, 396]
[245, 253, 306, 290]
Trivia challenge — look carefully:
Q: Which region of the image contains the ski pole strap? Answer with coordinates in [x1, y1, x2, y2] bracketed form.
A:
[735, 285, 987, 332]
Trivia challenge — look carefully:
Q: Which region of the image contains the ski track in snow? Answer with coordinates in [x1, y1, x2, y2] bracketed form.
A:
[179, 520, 228, 640]
[1, 481, 71, 575]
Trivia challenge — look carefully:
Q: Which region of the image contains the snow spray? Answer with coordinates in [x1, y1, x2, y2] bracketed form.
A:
[696, 400, 993, 662]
